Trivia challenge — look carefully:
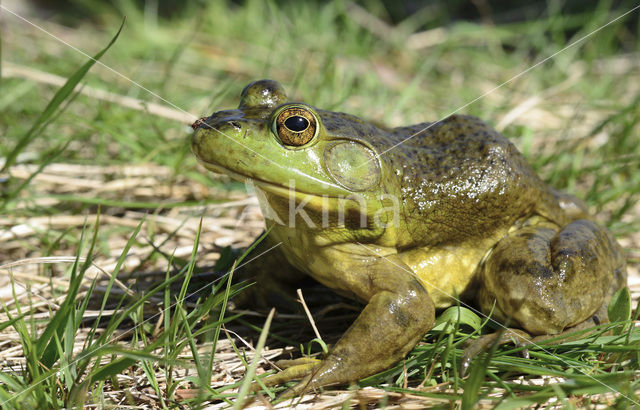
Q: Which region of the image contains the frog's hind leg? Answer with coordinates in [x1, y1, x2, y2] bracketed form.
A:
[461, 219, 625, 373]
[477, 218, 625, 336]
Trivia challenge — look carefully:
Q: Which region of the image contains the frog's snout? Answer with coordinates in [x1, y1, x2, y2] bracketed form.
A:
[191, 116, 209, 130]
[190, 110, 248, 164]
[191, 110, 246, 135]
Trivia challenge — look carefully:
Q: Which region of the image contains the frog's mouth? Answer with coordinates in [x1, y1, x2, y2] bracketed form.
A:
[194, 157, 363, 211]
[195, 159, 298, 197]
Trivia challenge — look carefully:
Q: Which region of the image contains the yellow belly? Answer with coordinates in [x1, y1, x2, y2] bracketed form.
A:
[399, 240, 496, 308]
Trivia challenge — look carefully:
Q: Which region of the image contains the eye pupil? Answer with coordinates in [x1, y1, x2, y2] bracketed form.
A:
[274, 106, 317, 147]
[284, 116, 309, 132]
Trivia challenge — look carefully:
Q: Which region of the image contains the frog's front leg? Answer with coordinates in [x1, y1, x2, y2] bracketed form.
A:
[477, 219, 626, 336]
[272, 254, 435, 398]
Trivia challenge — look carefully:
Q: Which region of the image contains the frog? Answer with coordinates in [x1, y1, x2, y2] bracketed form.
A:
[190, 79, 627, 397]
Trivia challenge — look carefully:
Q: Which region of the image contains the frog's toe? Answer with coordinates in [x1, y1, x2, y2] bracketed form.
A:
[460, 328, 530, 376]
[275, 357, 322, 370]
[274, 360, 338, 400]
[251, 358, 321, 394]
[276, 376, 314, 400]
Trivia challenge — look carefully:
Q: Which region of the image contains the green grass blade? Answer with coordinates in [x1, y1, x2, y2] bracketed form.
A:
[97, 216, 145, 313]
[174, 218, 201, 313]
[0, 367, 62, 409]
[0, 19, 124, 173]
[608, 287, 632, 335]
[177, 305, 203, 378]
[37, 213, 101, 368]
[205, 259, 236, 382]
[0, 141, 69, 212]
[234, 308, 275, 409]
[89, 348, 162, 382]
[461, 330, 503, 410]
[2, 282, 46, 405]
[53, 331, 73, 396]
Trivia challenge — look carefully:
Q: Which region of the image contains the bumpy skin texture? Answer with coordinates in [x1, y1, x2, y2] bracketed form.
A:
[190, 80, 627, 397]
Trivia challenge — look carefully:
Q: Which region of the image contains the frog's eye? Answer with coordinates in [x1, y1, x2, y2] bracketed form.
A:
[274, 107, 317, 146]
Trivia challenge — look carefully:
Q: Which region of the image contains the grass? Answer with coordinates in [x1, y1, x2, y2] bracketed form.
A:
[1, 0, 640, 407]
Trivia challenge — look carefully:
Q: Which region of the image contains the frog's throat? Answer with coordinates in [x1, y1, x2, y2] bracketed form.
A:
[196, 159, 371, 213]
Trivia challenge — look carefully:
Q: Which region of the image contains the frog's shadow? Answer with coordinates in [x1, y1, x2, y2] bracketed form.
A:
[82, 259, 360, 353]
[189, 245, 363, 349]
[191, 268, 362, 352]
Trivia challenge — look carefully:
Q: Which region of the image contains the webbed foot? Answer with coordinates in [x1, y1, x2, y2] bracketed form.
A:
[460, 328, 530, 376]
[251, 358, 321, 395]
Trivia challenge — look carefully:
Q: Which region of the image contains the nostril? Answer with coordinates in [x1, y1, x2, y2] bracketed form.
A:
[191, 116, 208, 130]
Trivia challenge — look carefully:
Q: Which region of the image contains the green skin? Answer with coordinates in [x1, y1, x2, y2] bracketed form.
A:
[191, 80, 627, 397]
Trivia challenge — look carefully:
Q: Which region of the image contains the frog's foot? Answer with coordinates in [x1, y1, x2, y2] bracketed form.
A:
[281, 280, 433, 398]
[251, 358, 321, 393]
[460, 328, 530, 376]
[461, 304, 610, 376]
[253, 257, 436, 399]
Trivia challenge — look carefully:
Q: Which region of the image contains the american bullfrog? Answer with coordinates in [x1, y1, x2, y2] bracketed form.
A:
[190, 80, 627, 396]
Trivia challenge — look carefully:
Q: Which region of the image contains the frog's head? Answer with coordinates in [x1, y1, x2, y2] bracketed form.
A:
[191, 80, 399, 237]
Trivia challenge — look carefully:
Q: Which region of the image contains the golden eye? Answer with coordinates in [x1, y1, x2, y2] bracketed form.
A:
[274, 107, 317, 146]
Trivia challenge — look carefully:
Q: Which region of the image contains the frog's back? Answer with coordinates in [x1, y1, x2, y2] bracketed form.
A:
[385, 115, 563, 246]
